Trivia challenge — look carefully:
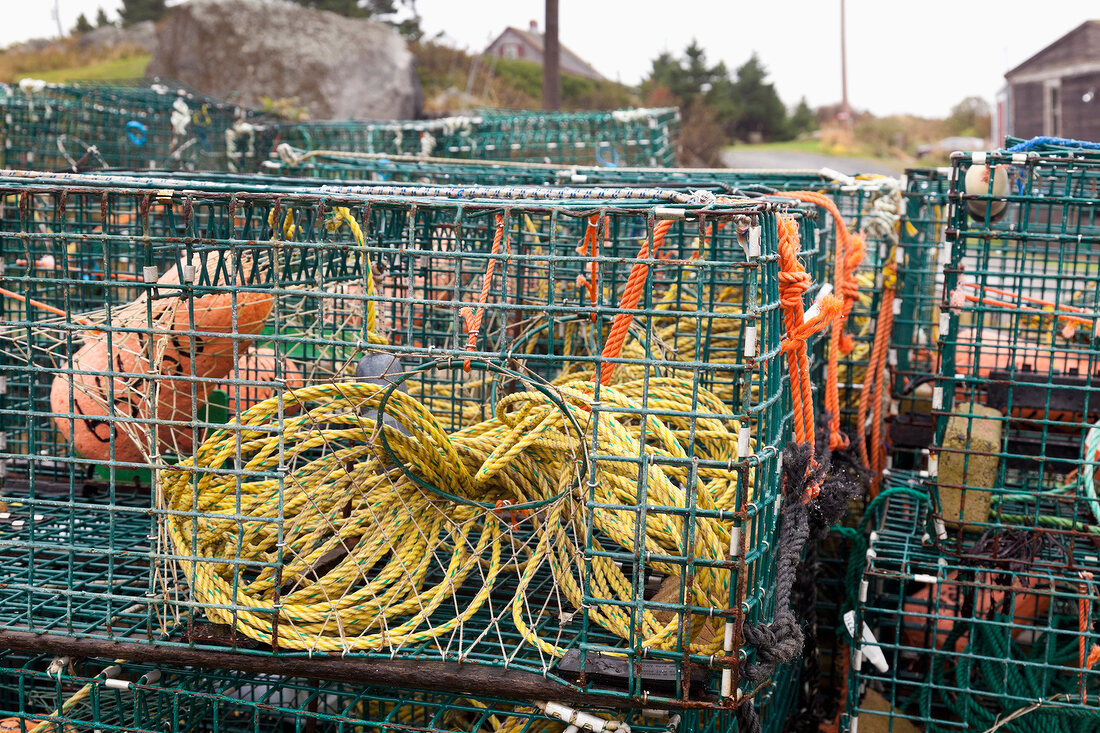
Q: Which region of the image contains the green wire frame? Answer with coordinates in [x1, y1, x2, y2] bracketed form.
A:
[933, 150, 1100, 557]
[0, 171, 806, 708]
[843, 483, 1100, 733]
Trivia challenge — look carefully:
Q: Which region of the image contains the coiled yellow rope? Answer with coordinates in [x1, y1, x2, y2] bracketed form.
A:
[161, 372, 749, 656]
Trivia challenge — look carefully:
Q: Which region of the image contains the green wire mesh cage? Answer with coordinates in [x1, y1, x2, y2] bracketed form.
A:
[0, 170, 818, 708]
[842, 483, 1100, 733]
[932, 150, 1100, 555]
[270, 108, 680, 169]
[886, 167, 953, 470]
[261, 150, 907, 442]
[0, 651, 673, 733]
[0, 79, 262, 172]
[0, 651, 803, 733]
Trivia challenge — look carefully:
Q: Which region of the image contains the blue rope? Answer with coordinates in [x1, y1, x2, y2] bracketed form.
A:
[1005, 136, 1100, 153]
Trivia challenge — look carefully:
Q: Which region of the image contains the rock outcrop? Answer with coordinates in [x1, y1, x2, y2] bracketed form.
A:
[147, 0, 421, 120]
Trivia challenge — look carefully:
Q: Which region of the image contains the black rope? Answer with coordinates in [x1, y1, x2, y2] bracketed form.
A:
[736, 434, 863, 730]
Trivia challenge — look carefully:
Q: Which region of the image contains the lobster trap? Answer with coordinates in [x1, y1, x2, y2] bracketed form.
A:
[0, 79, 262, 172]
[932, 150, 1100, 553]
[261, 151, 904, 442]
[0, 170, 819, 708]
[0, 650, 689, 733]
[272, 108, 680, 168]
[842, 485, 1100, 733]
[885, 167, 953, 469]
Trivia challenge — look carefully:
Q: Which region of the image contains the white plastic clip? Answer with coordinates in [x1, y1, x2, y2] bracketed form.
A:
[653, 207, 685, 220]
[932, 387, 944, 411]
[939, 312, 950, 335]
[972, 152, 987, 166]
[143, 266, 159, 283]
[182, 265, 196, 283]
[748, 226, 762, 258]
[737, 426, 752, 458]
[744, 326, 757, 358]
[844, 610, 889, 673]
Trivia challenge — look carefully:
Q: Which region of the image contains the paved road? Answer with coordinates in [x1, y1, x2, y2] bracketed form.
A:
[721, 149, 904, 176]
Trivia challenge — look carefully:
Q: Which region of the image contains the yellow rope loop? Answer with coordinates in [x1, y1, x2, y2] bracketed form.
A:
[325, 206, 388, 346]
[161, 372, 747, 658]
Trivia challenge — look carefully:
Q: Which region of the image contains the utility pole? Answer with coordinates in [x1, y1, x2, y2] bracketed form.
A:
[542, 0, 561, 111]
[53, 0, 64, 37]
[840, 0, 852, 129]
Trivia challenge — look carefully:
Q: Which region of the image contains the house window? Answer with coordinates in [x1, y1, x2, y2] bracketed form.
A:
[503, 44, 518, 60]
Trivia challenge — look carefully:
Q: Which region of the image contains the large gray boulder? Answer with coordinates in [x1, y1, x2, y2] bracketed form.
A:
[147, 0, 421, 120]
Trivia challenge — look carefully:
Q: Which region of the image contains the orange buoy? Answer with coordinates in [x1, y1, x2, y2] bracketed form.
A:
[226, 347, 304, 414]
[50, 256, 274, 463]
[902, 571, 1050, 652]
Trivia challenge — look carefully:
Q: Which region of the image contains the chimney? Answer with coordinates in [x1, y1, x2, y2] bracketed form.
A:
[530, 20, 538, 33]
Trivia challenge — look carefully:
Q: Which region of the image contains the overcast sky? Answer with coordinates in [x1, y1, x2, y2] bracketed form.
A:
[2, 1, 1096, 118]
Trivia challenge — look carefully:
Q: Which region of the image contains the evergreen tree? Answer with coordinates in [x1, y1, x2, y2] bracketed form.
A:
[72, 13, 94, 34]
[286, 0, 422, 37]
[789, 97, 817, 137]
[118, 0, 168, 26]
[95, 8, 112, 27]
[729, 54, 789, 141]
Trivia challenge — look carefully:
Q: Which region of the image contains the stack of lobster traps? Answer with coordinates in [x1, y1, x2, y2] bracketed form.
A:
[843, 142, 1100, 732]
[0, 167, 858, 732]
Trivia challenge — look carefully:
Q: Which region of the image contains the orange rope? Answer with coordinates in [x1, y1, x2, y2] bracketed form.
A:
[858, 260, 896, 492]
[593, 218, 731, 386]
[460, 215, 507, 372]
[594, 219, 674, 386]
[14, 259, 142, 282]
[785, 191, 867, 450]
[1080, 571, 1097, 701]
[575, 214, 606, 321]
[961, 288, 1094, 328]
[777, 214, 841, 499]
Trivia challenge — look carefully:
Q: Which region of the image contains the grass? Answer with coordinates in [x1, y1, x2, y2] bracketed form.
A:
[24, 54, 150, 84]
[725, 138, 825, 154]
[0, 36, 150, 85]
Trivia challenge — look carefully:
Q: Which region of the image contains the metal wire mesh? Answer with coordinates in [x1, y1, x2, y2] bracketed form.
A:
[0, 170, 804, 707]
[0, 650, 686, 733]
[843, 485, 1100, 732]
[0, 79, 262, 172]
[261, 151, 906, 439]
[933, 150, 1100, 552]
[270, 108, 681, 168]
[887, 167, 953, 470]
